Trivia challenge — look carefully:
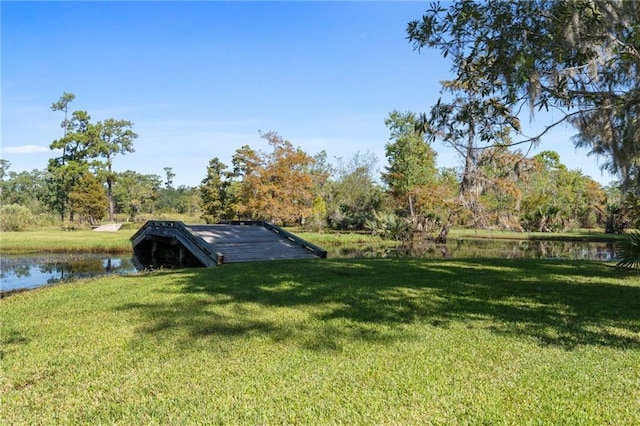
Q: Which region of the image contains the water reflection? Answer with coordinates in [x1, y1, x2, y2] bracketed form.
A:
[328, 239, 618, 261]
[1, 253, 137, 294]
[1, 239, 618, 294]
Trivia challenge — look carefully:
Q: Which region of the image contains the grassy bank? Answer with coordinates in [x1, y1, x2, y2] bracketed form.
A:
[1, 226, 623, 256]
[451, 228, 627, 242]
[0, 229, 135, 254]
[2, 258, 639, 424]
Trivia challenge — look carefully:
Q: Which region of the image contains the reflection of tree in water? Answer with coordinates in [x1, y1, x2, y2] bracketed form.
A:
[1, 257, 38, 279]
[39, 256, 135, 284]
[328, 239, 616, 261]
[2, 262, 32, 278]
[2, 254, 137, 291]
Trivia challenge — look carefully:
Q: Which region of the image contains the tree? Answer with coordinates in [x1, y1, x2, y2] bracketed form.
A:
[475, 147, 537, 230]
[518, 151, 606, 231]
[571, 101, 640, 195]
[48, 92, 77, 219]
[68, 172, 108, 224]
[1, 168, 48, 214]
[93, 118, 138, 222]
[163, 167, 175, 189]
[112, 171, 161, 221]
[327, 151, 386, 230]
[231, 132, 316, 226]
[305, 151, 333, 230]
[50, 92, 76, 159]
[200, 158, 231, 223]
[47, 93, 139, 222]
[407, 0, 640, 194]
[382, 110, 438, 220]
[48, 109, 96, 221]
[0, 159, 10, 181]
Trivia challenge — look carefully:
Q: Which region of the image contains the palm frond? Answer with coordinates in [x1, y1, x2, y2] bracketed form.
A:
[616, 231, 640, 270]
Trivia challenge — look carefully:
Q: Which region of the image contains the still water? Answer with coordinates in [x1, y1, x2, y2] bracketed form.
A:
[1, 253, 137, 294]
[327, 238, 618, 261]
[1, 239, 618, 294]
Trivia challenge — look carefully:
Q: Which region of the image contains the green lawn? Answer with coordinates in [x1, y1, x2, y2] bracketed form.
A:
[2, 258, 639, 424]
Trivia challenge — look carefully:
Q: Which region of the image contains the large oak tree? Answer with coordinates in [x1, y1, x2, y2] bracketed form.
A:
[408, 0, 640, 193]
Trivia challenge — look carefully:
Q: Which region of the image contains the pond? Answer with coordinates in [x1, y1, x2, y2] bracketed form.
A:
[1, 253, 138, 295]
[326, 238, 618, 261]
[1, 239, 618, 295]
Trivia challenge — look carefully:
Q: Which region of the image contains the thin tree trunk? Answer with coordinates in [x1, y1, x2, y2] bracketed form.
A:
[408, 193, 415, 220]
[108, 180, 114, 222]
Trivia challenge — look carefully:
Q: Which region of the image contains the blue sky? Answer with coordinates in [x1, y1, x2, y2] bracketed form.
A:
[2, 1, 615, 187]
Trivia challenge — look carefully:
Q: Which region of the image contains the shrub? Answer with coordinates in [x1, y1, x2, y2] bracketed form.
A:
[0, 204, 35, 231]
[616, 231, 640, 270]
[364, 212, 411, 241]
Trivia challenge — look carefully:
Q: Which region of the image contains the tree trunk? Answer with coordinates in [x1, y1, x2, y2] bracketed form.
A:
[459, 122, 476, 196]
[434, 225, 449, 244]
[408, 193, 415, 221]
[107, 179, 114, 222]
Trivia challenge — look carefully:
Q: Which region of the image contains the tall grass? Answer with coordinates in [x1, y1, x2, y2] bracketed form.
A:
[0, 229, 135, 254]
[2, 258, 639, 424]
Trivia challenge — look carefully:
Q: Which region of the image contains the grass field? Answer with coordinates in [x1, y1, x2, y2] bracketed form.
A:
[0, 229, 136, 254]
[2, 257, 639, 424]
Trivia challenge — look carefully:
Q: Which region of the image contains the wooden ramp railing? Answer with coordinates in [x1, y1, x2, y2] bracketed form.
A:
[131, 220, 326, 268]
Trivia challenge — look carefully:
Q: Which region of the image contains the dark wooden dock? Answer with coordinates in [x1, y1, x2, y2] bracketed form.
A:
[131, 220, 326, 268]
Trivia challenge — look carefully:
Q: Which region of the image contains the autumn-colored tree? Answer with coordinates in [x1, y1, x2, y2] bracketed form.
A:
[415, 167, 459, 227]
[476, 147, 537, 230]
[231, 132, 315, 226]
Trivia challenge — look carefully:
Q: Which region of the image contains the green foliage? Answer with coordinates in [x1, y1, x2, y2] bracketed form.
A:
[382, 110, 438, 217]
[68, 172, 108, 224]
[616, 231, 640, 270]
[112, 171, 161, 221]
[408, 0, 640, 194]
[364, 211, 411, 241]
[47, 93, 137, 222]
[92, 118, 138, 221]
[519, 151, 606, 232]
[306, 195, 328, 231]
[199, 157, 231, 223]
[605, 203, 627, 234]
[0, 168, 48, 214]
[327, 151, 386, 231]
[155, 186, 201, 216]
[623, 193, 640, 229]
[0, 204, 35, 231]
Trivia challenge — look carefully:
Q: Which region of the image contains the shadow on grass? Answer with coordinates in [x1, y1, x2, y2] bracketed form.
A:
[118, 258, 640, 351]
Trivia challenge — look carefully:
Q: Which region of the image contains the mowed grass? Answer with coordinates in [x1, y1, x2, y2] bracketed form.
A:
[2, 258, 640, 424]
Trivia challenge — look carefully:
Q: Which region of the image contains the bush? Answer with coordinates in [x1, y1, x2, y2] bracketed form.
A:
[616, 231, 640, 270]
[364, 212, 411, 241]
[0, 204, 35, 231]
